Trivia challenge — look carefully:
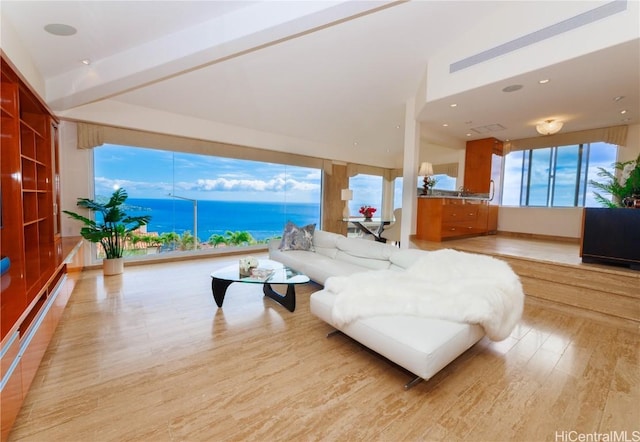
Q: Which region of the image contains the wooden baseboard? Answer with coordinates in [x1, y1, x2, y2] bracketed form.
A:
[83, 245, 270, 270]
[496, 230, 580, 243]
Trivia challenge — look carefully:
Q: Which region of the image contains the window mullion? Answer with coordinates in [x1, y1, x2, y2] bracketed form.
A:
[549, 147, 558, 206]
[520, 150, 531, 206]
[574, 144, 584, 206]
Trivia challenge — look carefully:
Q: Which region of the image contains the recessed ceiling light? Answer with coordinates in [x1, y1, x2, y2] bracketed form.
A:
[395, 125, 401, 129]
[538, 79, 550, 84]
[613, 96, 625, 101]
[81, 59, 91, 65]
[502, 84, 523, 93]
[44, 23, 77, 36]
[466, 133, 472, 137]
[620, 109, 627, 114]
[442, 123, 449, 127]
[353, 141, 358, 146]
[450, 103, 457, 108]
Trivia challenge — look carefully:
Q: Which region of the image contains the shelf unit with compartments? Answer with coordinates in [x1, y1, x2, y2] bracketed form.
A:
[1, 55, 82, 442]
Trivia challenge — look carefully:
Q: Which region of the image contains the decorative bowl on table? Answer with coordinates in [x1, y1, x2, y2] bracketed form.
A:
[239, 256, 258, 277]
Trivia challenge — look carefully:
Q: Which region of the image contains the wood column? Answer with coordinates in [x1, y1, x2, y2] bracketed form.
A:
[322, 163, 348, 235]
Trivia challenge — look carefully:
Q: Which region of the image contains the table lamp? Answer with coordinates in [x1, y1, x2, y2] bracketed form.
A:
[341, 189, 353, 219]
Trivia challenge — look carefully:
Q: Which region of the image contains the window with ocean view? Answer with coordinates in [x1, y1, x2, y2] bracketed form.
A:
[93, 144, 321, 259]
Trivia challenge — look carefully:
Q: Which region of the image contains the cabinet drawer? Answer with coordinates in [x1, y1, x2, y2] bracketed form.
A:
[441, 223, 479, 238]
[442, 205, 479, 222]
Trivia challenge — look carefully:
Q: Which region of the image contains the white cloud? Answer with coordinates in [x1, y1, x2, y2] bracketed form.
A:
[192, 176, 319, 192]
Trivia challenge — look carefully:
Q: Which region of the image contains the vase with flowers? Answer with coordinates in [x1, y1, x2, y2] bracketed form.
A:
[423, 176, 438, 195]
[359, 205, 377, 221]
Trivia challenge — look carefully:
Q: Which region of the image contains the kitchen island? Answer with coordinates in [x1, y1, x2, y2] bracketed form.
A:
[416, 196, 498, 242]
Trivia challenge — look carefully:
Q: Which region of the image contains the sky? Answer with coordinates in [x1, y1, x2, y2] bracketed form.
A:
[94, 144, 323, 203]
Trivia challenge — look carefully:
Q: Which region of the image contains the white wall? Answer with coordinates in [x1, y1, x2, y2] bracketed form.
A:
[498, 207, 583, 238]
[0, 13, 45, 97]
[59, 121, 94, 263]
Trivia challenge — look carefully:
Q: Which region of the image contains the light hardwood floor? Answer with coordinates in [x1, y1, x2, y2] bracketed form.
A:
[9, 252, 640, 441]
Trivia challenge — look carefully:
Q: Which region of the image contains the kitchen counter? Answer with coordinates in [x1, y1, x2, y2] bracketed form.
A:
[416, 197, 498, 241]
[418, 195, 490, 201]
[419, 190, 491, 201]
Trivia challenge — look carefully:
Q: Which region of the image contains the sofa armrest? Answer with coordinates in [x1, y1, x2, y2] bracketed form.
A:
[267, 238, 281, 253]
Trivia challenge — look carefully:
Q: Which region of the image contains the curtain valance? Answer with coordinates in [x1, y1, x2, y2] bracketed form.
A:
[433, 162, 459, 178]
[76, 122, 326, 169]
[504, 125, 628, 152]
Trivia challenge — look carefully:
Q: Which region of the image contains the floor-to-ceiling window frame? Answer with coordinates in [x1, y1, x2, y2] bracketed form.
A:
[90, 143, 323, 262]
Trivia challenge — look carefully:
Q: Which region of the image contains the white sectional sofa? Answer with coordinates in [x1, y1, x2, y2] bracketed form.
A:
[268, 229, 416, 284]
[268, 230, 498, 389]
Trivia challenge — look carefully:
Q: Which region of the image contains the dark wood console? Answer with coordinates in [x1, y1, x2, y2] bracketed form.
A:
[581, 208, 640, 270]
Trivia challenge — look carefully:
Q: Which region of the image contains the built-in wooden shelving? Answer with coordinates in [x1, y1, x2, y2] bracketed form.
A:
[1, 54, 81, 442]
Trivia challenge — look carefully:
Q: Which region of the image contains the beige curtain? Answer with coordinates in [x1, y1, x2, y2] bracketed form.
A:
[385, 168, 403, 180]
[433, 162, 459, 177]
[76, 122, 324, 169]
[504, 125, 628, 153]
[347, 163, 389, 178]
[346, 163, 455, 180]
[77, 123, 104, 149]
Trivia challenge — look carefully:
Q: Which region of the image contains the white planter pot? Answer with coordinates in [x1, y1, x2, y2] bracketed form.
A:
[146, 246, 159, 255]
[103, 257, 124, 276]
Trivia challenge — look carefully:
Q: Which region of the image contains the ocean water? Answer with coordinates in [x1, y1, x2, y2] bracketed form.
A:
[125, 198, 320, 241]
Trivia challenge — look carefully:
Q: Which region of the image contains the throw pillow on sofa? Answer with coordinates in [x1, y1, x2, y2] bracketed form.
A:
[279, 221, 316, 251]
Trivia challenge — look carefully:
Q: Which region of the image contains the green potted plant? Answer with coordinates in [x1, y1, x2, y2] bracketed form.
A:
[589, 153, 640, 208]
[63, 188, 151, 275]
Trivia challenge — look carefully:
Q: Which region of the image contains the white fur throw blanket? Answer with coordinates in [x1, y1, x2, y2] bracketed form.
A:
[326, 249, 524, 341]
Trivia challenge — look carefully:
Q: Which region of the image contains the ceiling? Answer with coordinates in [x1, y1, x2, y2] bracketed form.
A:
[1, 1, 638, 168]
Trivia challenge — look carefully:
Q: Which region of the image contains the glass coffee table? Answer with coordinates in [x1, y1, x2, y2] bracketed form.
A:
[210, 259, 310, 312]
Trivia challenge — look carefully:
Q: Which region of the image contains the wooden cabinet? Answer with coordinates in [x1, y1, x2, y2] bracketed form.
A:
[416, 197, 493, 242]
[1, 56, 81, 442]
[464, 137, 503, 202]
[1, 56, 58, 340]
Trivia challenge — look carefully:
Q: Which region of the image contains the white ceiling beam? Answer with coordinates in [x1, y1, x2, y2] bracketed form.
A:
[46, 0, 400, 111]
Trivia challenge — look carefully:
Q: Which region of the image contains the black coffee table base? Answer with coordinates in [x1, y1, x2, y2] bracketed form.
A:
[211, 278, 297, 312]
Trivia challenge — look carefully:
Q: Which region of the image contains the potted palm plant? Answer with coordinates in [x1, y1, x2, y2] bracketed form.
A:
[63, 188, 151, 275]
[589, 153, 640, 207]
